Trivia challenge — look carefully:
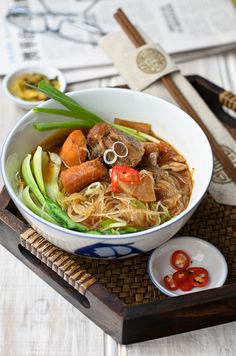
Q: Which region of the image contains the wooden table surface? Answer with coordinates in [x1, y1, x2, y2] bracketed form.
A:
[0, 53, 236, 356]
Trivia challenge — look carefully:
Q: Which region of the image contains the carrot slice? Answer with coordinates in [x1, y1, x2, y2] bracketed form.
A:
[60, 159, 107, 194]
[114, 118, 152, 134]
[60, 130, 87, 167]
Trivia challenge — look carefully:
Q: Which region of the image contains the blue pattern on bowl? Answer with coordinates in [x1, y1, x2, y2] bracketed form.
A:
[75, 242, 143, 258]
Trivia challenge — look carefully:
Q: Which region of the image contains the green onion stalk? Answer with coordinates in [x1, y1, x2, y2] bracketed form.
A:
[30, 80, 156, 143]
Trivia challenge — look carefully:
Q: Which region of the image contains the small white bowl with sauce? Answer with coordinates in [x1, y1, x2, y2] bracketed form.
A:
[2, 64, 67, 109]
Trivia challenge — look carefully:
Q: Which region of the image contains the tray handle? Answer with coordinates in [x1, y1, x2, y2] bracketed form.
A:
[219, 91, 236, 111]
[186, 75, 236, 128]
[19, 227, 97, 296]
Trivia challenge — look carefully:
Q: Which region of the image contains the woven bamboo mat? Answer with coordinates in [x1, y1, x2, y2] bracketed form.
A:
[19, 192, 236, 306]
[81, 192, 236, 305]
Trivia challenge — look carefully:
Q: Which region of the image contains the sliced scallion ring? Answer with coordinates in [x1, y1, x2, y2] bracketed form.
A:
[112, 141, 128, 158]
[103, 149, 117, 165]
[85, 182, 101, 196]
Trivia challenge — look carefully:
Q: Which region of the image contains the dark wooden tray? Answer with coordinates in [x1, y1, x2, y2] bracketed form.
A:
[0, 76, 236, 345]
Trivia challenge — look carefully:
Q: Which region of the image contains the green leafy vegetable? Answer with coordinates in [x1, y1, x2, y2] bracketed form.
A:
[161, 206, 170, 222]
[150, 202, 158, 210]
[101, 229, 121, 235]
[119, 227, 141, 234]
[99, 218, 127, 232]
[86, 230, 102, 235]
[45, 197, 88, 232]
[131, 199, 146, 209]
[22, 186, 56, 224]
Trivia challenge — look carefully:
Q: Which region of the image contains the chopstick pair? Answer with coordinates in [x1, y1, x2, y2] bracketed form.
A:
[114, 9, 236, 183]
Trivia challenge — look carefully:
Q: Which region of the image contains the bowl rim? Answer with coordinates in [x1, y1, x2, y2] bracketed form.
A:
[0, 87, 213, 240]
[147, 236, 228, 297]
[2, 64, 67, 106]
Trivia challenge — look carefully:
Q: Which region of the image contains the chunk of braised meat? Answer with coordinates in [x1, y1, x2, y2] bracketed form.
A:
[118, 170, 156, 202]
[154, 168, 192, 216]
[139, 142, 160, 168]
[160, 161, 188, 172]
[87, 123, 144, 167]
[157, 149, 187, 172]
[158, 150, 186, 166]
[60, 158, 107, 194]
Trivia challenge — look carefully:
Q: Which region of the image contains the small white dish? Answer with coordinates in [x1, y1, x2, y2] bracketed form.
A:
[148, 236, 228, 297]
[2, 64, 67, 109]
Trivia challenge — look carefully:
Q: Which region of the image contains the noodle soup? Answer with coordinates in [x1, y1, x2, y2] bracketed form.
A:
[1, 87, 212, 258]
[18, 120, 193, 235]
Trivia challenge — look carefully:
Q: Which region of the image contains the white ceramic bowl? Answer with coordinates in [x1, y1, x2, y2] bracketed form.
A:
[2, 64, 67, 109]
[1, 88, 213, 259]
[148, 236, 228, 296]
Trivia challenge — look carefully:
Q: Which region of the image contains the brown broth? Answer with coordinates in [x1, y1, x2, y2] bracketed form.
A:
[39, 125, 193, 216]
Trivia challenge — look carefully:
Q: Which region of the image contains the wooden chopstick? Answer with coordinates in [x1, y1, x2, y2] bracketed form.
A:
[114, 8, 236, 183]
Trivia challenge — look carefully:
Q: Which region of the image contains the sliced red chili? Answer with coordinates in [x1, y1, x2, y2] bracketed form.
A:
[111, 166, 140, 193]
[116, 166, 140, 183]
[170, 250, 190, 270]
[111, 167, 120, 193]
[178, 278, 194, 291]
[173, 270, 189, 284]
[164, 274, 179, 291]
[188, 267, 209, 288]
[187, 267, 206, 274]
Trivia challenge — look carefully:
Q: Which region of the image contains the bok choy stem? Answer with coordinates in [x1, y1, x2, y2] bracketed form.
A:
[43, 152, 63, 205]
[32, 146, 46, 195]
[22, 186, 57, 224]
[21, 147, 89, 233]
[22, 154, 46, 206]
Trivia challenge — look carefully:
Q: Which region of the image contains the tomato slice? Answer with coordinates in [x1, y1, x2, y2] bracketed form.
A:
[164, 274, 179, 291]
[111, 166, 140, 193]
[178, 278, 194, 291]
[188, 267, 209, 288]
[173, 270, 189, 284]
[170, 250, 190, 270]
